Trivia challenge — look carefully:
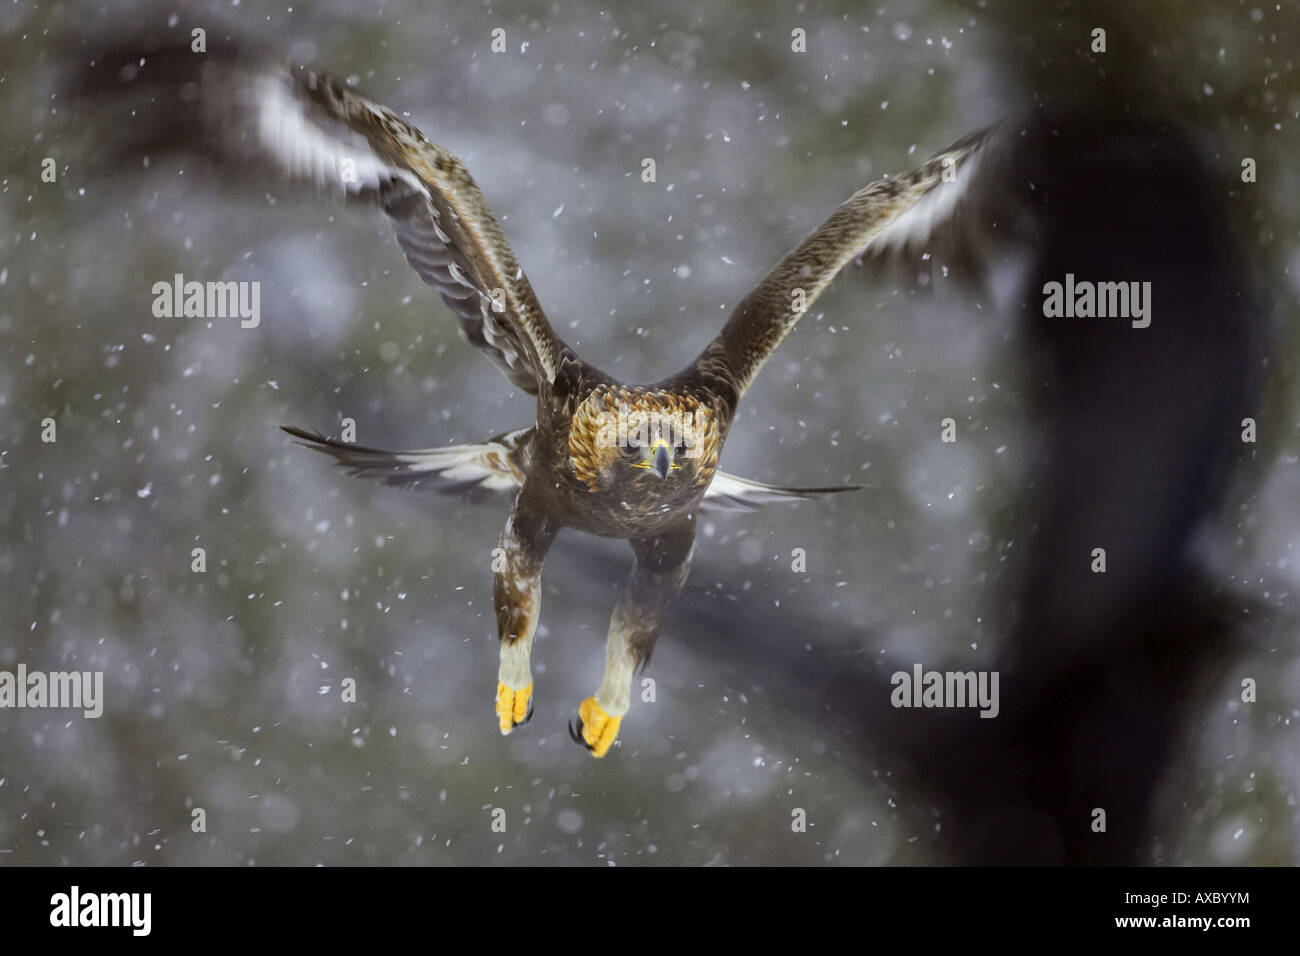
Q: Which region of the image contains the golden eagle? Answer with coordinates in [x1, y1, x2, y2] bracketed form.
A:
[83, 42, 985, 755]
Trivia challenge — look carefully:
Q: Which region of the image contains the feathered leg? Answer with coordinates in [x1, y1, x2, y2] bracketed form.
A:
[571, 518, 696, 757]
[494, 494, 556, 734]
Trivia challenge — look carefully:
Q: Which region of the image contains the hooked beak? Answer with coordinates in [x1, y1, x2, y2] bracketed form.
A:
[633, 437, 679, 479]
[651, 441, 671, 480]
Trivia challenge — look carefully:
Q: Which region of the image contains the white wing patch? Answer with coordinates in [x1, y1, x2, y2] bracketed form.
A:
[864, 146, 985, 260]
[252, 73, 422, 198]
[701, 471, 860, 513]
[281, 425, 526, 493]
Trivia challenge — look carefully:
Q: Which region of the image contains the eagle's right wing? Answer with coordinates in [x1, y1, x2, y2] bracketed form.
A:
[79, 42, 566, 397]
[280, 425, 527, 498]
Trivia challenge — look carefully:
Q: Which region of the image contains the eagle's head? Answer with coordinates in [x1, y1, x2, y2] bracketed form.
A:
[568, 385, 722, 499]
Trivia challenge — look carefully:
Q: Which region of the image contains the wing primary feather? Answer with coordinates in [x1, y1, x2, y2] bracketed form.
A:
[693, 125, 999, 402]
[280, 424, 525, 497]
[701, 471, 862, 513]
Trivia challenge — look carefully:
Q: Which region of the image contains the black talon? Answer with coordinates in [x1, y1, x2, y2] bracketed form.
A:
[568, 717, 591, 749]
[517, 695, 535, 728]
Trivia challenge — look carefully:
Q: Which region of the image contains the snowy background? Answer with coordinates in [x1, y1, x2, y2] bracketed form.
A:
[0, 0, 1297, 865]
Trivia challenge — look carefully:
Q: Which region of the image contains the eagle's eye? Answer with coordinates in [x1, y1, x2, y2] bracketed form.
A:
[620, 442, 642, 459]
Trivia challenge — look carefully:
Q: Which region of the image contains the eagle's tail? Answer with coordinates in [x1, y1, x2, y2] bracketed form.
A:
[701, 471, 862, 513]
[280, 425, 526, 499]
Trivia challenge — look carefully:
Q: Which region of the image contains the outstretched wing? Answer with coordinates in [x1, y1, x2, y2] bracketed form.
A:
[77, 41, 566, 396]
[281, 425, 526, 497]
[693, 126, 999, 402]
[701, 472, 861, 513]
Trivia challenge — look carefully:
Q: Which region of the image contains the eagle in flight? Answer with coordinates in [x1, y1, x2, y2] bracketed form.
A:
[83, 40, 986, 755]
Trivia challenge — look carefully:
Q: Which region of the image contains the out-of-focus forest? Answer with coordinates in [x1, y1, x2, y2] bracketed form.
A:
[0, 0, 1296, 865]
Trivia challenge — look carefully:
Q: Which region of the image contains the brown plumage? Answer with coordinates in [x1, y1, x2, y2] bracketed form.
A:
[79, 37, 988, 755]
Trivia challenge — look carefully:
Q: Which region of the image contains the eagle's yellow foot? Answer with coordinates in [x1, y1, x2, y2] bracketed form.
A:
[568, 697, 622, 757]
[496, 682, 534, 734]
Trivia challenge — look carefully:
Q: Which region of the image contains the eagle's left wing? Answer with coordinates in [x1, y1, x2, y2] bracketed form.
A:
[692, 126, 1000, 402]
[701, 472, 861, 513]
